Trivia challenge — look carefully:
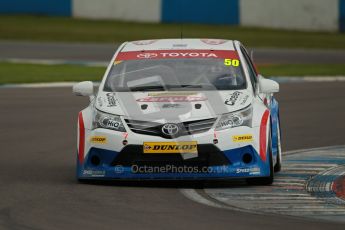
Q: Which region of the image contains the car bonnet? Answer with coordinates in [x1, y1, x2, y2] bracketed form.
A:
[95, 90, 252, 122]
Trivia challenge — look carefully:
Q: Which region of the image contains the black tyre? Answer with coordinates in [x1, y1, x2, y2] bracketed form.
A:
[274, 123, 282, 172]
[274, 118, 282, 172]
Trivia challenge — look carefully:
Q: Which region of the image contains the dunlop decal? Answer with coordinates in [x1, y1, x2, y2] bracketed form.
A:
[90, 136, 107, 144]
[143, 142, 198, 154]
[232, 134, 253, 142]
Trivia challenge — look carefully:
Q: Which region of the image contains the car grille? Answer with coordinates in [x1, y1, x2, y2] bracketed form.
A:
[125, 118, 217, 138]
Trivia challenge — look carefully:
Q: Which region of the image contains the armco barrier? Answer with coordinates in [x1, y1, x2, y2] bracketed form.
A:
[240, 0, 339, 32]
[0, 0, 71, 16]
[340, 0, 345, 31]
[161, 0, 239, 25]
[0, 0, 344, 32]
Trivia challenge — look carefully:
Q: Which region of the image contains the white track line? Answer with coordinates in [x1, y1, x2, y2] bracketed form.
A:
[0, 82, 101, 88]
[180, 189, 225, 209]
[0, 58, 108, 67]
[180, 145, 345, 222]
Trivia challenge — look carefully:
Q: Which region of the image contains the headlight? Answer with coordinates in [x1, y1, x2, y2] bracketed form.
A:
[215, 106, 252, 130]
[92, 110, 126, 132]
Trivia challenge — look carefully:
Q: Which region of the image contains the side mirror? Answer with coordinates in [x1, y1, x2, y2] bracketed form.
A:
[73, 81, 94, 96]
[259, 78, 279, 94]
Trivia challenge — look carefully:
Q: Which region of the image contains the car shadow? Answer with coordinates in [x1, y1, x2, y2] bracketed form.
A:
[78, 178, 250, 189]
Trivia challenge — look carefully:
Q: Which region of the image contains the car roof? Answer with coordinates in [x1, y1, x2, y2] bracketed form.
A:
[121, 39, 236, 52]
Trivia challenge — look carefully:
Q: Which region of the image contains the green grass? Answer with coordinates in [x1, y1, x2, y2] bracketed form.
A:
[0, 62, 344, 85]
[0, 62, 105, 84]
[0, 15, 345, 49]
[259, 64, 345, 76]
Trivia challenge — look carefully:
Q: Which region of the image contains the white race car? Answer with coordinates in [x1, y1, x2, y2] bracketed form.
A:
[73, 39, 282, 185]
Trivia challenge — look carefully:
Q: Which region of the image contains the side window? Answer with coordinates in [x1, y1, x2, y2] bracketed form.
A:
[240, 47, 257, 91]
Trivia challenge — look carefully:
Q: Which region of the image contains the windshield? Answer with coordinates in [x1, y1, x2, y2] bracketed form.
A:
[104, 54, 246, 92]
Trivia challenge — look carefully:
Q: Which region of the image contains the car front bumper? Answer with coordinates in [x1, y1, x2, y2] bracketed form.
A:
[77, 125, 270, 180]
[77, 145, 270, 180]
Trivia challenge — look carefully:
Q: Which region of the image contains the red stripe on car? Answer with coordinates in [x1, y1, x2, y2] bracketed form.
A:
[115, 50, 239, 61]
[260, 110, 270, 162]
[332, 176, 345, 200]
[78, 112, 85, 164]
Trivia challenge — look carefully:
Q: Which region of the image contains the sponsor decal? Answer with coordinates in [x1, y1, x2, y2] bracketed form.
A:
[232, 134, 253, 142]
[114, 60, 123, 65]
[137, 96, 207, 102]
[173, 44, 188, 48]
[240, 95, 249, 105]
[115, 50, 239, 61]
[90, 136, 107, 144]
[148, 92, 197, 97]
[137, 53, 158, 59]
[82, 170, 105, 177]
[161, 123, 179, 136]
[201, 39, 227, 45]
[225, 91, 242, 106]
[143, 142, 198, 154]
[97, 96, 106, 107]
[106, 93, 118, 107]
[161, 104, 183, 109]
[236, 167, 261, 175]
[132, 40, 157, 45]
[97, 97, 103, 107]
[136, 52, 218, 59]
[101, 118, 122, 130]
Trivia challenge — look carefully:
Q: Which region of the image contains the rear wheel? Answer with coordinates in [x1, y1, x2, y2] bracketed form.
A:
[246, 136, 274, 186]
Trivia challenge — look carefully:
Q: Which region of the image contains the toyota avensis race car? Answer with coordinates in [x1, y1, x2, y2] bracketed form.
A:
[73, 39, 282, 185]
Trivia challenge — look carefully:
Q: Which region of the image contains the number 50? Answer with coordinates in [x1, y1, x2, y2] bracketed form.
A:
[224, 59, 240, 67]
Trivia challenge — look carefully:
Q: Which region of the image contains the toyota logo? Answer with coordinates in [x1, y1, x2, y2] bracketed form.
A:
[137, 53, 158, 59]
[162, 123, 179, 136]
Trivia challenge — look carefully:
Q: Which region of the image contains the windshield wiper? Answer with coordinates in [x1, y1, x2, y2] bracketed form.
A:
[180, 84, 215, 89]
[129, 85, 166, 92]
[179, 85, 202, 88]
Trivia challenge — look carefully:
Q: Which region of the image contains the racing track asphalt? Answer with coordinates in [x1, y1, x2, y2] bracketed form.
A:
[1, 40, 345, 64]
[0, 82, 345, 230]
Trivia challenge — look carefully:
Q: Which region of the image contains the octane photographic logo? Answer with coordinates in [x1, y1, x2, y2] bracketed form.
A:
[114, 165, 124, 174]
[130, 164, 234, 174]
[161, 123, 179, 136]
[137, 53, 158, 59]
